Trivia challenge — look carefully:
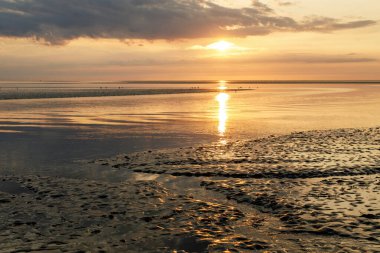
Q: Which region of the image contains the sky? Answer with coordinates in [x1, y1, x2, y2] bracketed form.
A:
[0, 0, 379, 81]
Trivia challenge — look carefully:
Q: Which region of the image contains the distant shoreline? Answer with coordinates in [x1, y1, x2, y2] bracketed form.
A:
[0, 88, 251, 101]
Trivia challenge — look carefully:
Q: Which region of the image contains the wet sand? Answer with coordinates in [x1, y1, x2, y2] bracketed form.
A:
[0, 176, 270, 252]
[1, 127, 380, 252]
[103, 127, 380, 179]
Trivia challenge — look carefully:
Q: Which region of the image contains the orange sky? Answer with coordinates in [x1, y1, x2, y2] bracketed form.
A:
[0, 0, 379, 81]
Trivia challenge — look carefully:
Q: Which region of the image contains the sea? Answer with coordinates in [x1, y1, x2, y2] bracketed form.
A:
[1, 80, 380, 180]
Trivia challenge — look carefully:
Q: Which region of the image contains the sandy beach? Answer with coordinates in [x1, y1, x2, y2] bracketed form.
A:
[1, 126, 379, 252]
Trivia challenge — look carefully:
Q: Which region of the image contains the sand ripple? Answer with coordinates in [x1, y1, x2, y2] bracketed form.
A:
[101, 127, 380, 179]
[202, 175, 380, 252]
[4, 127, 379, 252]
[0, 176, 266, 252]
[93, 126, 380, 252]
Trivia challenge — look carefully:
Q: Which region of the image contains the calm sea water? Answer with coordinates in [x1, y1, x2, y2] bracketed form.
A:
[1, 82, 380, 179]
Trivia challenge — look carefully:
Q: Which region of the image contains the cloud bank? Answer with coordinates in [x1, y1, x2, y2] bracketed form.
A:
[0, 0, 376, 44]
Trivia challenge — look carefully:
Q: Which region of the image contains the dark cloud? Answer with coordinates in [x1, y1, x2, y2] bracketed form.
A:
[299, 17, 376, 32]
[0, 0, 376, 44]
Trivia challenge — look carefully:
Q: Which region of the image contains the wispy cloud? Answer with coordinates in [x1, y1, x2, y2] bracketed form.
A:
[0, 0, 376, 45]
[256, 53, 378, 64]
[275, 1, 296, 7]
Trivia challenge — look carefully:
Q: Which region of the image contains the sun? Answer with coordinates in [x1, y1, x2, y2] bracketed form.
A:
[207, 40, 234, 52]
[218, 80, 227, 90]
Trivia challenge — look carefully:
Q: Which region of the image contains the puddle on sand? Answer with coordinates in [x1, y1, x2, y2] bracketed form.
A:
[165, 236, 210, 253]
[0, 181, 33, 194]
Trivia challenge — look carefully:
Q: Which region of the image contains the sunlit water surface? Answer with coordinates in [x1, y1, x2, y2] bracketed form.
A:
[1, 83, 380, 179]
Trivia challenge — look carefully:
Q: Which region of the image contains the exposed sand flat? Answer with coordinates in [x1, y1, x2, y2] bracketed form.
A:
[102, 127, 380, 179]
[0, 176, 269, 252]
[93, 126, 380, 252]
[202, 175, 380, 252]
[1, 127, 379, 252]
[3, 177, 376, 253]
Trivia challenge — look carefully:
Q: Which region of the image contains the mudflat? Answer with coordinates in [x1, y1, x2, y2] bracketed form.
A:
[1, 126, 379, 252]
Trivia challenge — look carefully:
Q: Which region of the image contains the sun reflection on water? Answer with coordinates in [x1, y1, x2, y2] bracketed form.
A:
[216, 92, 229, 139]
[218, 80, 227, 90]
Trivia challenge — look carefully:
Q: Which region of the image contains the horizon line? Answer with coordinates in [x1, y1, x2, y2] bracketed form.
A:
[1, 80, 380, 84]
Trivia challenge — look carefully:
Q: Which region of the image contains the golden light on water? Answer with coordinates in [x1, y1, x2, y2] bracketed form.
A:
[216, 92, 229, 137]
[218, 80, 227, 90]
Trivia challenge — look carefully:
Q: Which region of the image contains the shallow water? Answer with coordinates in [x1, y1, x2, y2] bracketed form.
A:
[0, 180, 33, 195]
[1, 83, 380, 178]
